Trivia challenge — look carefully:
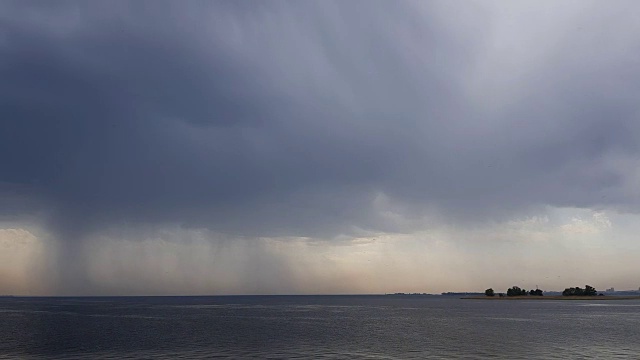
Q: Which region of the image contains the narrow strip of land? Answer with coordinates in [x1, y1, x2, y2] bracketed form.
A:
[462, 296, 640, 300]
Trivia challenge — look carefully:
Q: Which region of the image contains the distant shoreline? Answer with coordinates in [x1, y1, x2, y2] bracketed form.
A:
[462, 295, 640, 301]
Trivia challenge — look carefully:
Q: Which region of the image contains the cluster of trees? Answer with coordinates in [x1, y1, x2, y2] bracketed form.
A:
[507, 286, 527, 296]
[562, 285, 597, 296]
[484, 286, 543, 297]
[484, 285, 599, 297]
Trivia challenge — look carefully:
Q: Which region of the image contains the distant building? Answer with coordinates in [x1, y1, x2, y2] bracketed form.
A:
[606, 287, 615, 292]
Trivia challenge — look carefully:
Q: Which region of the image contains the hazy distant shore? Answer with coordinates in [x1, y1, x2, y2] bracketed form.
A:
[462, 296, 640, 300]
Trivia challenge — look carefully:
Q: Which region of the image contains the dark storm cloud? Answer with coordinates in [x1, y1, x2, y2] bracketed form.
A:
[2, 0, 640, 240]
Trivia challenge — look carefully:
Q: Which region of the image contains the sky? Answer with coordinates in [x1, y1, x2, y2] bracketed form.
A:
[1, 0, 640, 295]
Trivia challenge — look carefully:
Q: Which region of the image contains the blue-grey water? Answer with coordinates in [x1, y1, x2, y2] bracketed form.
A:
[1, 296, 639, 359]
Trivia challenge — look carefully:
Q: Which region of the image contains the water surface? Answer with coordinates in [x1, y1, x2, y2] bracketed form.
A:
[0, 296, 638, 359]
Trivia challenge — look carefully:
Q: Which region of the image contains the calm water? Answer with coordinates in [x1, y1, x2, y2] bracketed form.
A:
[0, 296, 639, 359]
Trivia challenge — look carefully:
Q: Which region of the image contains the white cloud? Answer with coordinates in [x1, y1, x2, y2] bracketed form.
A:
[561, 212, 612, 234]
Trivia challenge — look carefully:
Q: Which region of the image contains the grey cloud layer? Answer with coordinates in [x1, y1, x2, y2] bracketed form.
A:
[2, 1, 640, 240]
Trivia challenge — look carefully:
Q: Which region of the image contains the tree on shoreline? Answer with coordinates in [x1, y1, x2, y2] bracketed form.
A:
[506, 286, 527, 297]
[529, 289, 543, 296]
[562, 285, 597, 296]
[483, 285, 547, 297]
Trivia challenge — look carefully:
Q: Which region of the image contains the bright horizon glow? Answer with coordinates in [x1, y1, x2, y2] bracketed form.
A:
[1, 207, 638, 296]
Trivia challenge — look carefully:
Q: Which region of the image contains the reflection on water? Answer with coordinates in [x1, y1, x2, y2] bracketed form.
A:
[0, 296, 639, 359]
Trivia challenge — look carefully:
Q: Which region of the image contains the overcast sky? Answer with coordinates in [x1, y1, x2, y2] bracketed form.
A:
[1, 0, 640, 295]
